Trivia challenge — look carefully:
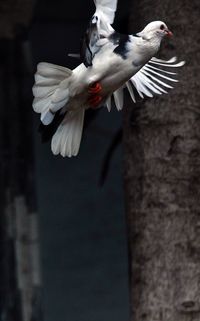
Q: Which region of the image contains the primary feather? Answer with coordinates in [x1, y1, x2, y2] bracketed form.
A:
[94, 0, 118, 25]
[81, 0, 117, 66]
[32, 0, 185, 157]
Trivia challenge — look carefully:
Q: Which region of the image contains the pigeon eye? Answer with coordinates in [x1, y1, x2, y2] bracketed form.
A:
[160, 24, 165, 30]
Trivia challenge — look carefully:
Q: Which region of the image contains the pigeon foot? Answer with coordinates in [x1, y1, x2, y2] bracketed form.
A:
[88, 95, 102, 108]
[88, 82, 102, 108]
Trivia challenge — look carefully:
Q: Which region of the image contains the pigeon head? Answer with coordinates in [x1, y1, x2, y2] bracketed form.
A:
[137, 21, 173, 40]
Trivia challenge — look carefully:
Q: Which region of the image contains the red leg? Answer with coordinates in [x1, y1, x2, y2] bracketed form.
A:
[88, 95, 102, 108]
[88, 82, 102, 94]
[88, 82, 102, 108]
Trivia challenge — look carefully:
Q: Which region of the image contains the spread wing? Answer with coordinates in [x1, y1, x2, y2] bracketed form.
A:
[81, 0, 118, 67]
[107, 57, 185, 111]
[94, 0, 118, 26]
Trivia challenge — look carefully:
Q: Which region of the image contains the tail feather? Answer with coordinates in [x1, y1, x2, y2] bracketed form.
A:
[33, 62, 85, 157]
[40, 110, 55, 125]
[51, 109, 85, 157]
[34, 74, 62, 86]
[52, 87, 70, 104]
[33, 96, 51, 113]
[38, 112, 65, 143]
[36, 62, 72, 78]
[32, 62, 72, 118]
[32, 84, 58, 98]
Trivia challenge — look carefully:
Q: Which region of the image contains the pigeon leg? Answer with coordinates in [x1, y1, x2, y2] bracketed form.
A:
[88, 95, 102, 108]
[88, 82, 102, 108]
[88, 82, 102, 94]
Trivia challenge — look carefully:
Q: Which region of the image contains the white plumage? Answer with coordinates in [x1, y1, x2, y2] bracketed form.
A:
[51, 109, 85, 157]
[32, 0, 185, 157]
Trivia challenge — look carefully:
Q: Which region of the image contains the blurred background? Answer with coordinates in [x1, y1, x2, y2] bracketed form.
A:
[0, 1, 130, 321]
[1, 1, 196, 321]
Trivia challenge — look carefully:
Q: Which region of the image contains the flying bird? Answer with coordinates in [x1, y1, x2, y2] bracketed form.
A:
[32, 0, 185, 157]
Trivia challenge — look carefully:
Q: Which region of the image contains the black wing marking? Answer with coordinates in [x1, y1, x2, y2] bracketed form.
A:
[80, 15, 100, 67]
[109, 32, 131, 59]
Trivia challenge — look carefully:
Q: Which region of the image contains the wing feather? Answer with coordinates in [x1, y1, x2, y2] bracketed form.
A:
[81, 0, 118, 67]
[113, 87, 124, 110]
[94, 0, 118, 25]
[125, 56, 185, 104]
[106, 96, 112, 112]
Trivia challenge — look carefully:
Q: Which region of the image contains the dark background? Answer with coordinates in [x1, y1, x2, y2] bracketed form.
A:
[1, 1, 198, 321]
[30, 0, 130, 320]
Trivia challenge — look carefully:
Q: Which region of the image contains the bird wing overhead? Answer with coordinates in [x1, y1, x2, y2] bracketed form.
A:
[94, 0, 118, 26]
[81, 0, 118, 67]
[108, 57, 185, 111]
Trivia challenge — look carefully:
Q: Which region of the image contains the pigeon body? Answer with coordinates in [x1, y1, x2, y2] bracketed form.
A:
[32, 0, 185, 157]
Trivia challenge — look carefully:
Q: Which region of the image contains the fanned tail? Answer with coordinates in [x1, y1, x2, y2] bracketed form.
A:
[32, 62, 72, 125]
[33, 62, 85, 157]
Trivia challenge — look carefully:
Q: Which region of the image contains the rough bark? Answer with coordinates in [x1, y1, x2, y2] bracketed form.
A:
[0, 1, 42, 321]
[123, 1, 200, 321]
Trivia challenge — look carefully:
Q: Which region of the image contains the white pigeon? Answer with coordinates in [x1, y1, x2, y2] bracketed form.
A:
[32, 0, 185, 157]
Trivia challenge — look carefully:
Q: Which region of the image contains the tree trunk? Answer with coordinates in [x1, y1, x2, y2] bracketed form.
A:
[0, 2, 42, 321]
[123, 1, 200, 321]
